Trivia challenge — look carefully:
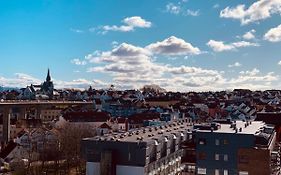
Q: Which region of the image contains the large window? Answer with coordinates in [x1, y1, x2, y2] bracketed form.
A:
[197, 168, 207, 175]
[224, 154, 228, 161]
[215, 169, 220, 175]
[224, 170, 228, 175]
[215, 154, 220, 160]
[198, 138, 206, 145]
[215, 139, 220, 145]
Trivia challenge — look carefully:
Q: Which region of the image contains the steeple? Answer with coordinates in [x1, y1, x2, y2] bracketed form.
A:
[46, 68, 51, 82]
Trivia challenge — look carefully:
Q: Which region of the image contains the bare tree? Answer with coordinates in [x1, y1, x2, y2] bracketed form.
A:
[58, 123, 96, 174]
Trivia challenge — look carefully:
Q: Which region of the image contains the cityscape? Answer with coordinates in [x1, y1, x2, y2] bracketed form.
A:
[1, 0, 281, 175]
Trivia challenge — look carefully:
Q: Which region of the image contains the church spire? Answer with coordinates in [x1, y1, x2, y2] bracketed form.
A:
[46, 68, 51, 82]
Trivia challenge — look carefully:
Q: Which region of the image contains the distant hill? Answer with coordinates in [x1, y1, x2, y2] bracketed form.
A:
[0, 86, 20, 92]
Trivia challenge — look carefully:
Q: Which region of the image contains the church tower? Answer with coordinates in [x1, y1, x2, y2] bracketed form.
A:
[41, 68, 54, 99]
[46, 68, 51, 82]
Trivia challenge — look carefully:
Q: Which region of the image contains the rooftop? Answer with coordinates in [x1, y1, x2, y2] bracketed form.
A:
[194, 120, 267, 135]
[84, 118, 192, 143]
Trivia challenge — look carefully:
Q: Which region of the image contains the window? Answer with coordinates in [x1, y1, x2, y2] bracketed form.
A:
[239, 171, 249, 175]
[224, 170, 228, 175]
[224, 154, 228, 161]
[197, 168, 206, 175]
[223, 139, 229, 145]
[198, 152, 207, 160]
[215, 169, 220, 175]
[215, 139, 220, 145]
[199, 138, 206, 145]
[215, 154, 220, 160]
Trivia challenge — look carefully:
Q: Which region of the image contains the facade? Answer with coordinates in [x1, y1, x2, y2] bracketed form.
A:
[193, 120, 278, 175]
[40, 108, 62, 122]
[81, 118, 193, 175]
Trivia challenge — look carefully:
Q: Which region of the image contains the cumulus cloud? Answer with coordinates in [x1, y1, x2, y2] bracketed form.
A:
[278, 60, 281, 65]
[146, 36, 201, 56]
[207, 39, 259, 52]
[220, 0, 281, 25]
[243, 29, 256, 40]
[228, 62, 242, 68]
[71, 58, 87, 65]
[54, 79, 108, 89]
[83, 38, 279, 91]
[230, 68, 278, 83]
[100, 16, 151, 34]
[264, 24, 281, 42]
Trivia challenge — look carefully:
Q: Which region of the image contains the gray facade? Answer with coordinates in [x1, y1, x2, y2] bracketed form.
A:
[81, 119, 193, 175]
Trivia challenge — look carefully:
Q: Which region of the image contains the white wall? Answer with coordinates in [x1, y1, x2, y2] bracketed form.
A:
[86, 162, 100, 175]
[116, 165, 144, 175]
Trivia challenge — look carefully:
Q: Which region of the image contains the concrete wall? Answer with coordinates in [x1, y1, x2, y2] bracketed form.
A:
[86, 162, 100, 175]
[86, 162, 144, 175]
[116, 165, 144, 175]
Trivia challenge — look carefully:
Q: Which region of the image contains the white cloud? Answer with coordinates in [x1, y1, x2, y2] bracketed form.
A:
[100, 16, 151, 33]
[230, 68, 278, 83]
[232, 41, 259, 47]
[207, 40, 234, 52]
[220, 0, 281, 25]
[166, 3, 181, 14]
[71, 58, 87, 65]
[240, 68, 260, 76]
[165, 2, 200, 17]
[207, 39, 259, 52]
[70, 28, 84, 33]
[264, 24, 281, 42]
[54, 79, 108, 89]
[0, 73, 40, 88]
[123, 16, 152, 28]
[185, 9, 200, 16]
[213, 4, 220, 9]
[83, 39, 278, 91]
[278, 60, 281, 65]
[243, 29, 256, 40]
[228, 62, 242, 68]
[146, 36, 201, 56]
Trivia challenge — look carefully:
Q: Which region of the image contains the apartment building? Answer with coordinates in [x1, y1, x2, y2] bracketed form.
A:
[81, 119, 193, 175]
[193, 120, 278, 175]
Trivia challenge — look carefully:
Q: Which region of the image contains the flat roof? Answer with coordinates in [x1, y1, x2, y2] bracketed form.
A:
[196, 121, 266, 135]
[85, 119, 193, 143]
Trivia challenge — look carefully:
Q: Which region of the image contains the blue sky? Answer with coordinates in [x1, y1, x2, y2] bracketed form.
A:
[0, 0, 281, 91]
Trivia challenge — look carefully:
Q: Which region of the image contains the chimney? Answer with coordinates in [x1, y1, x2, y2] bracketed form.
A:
[125, 118, 129, 131]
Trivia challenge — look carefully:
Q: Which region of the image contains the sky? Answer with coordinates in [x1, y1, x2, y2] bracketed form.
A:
[0, 0, 281, 91]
